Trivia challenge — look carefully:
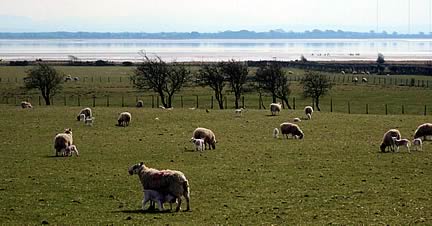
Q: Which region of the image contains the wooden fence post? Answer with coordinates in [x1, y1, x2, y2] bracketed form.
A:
[38, 96, 41, 106]
[259, 93, 262, 109]
[211, 96, 214, 109]
[93, 96, 96, 107]
[106, 96, 110, 107]
[196, 95, 199, 108]
[366, 104, 368, 114]
[385, 104, 388, 115]
[348, 101, 351, 114]
[156, 96, 159, 107]
[402, 105, 404, 114]
[151, 95, 154, 108]
[242, 96, 245, 108]
[425, 105, 427, 116]
[224, 96, 227, 109]
[330, 98, 333, 112]
[181, 96, 183, 108]
[293, 97, 296, 110]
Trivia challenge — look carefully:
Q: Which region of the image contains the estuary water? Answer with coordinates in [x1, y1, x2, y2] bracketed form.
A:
[0, 39, 431, 62]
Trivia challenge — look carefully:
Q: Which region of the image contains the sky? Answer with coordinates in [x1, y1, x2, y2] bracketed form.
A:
[0, 0, 431, 33]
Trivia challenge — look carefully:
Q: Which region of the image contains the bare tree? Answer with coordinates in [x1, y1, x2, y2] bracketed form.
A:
[131, 56, 190, 108]
[255, 62, 292, 109]
[199, 64, 226, 109]
[24, 64, 64, 105]
[300, 71, 332, 111]
[221, 60, 248, 109]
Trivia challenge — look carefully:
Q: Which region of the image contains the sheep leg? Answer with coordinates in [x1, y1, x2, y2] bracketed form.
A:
[184, 193, 190, 211]
[157, 200, 165, 211]
[142, 195, 150, 210]
[175, 197, 182, 212]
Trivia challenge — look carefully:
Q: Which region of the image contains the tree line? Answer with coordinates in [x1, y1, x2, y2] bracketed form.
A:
[23, 59, 333, 110]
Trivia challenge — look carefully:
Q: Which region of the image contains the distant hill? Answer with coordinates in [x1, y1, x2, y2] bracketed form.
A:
[0, 30, 431, 39]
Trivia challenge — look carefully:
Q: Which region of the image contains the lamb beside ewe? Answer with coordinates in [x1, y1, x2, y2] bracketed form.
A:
[117, 112, 131, 127]
[273, 128, 279, 139]
[21, 101, 33, 108]
[77, 108, 92, 121]
[64, 144, 79, 157]
[190, 138, 205, 151]
[392, 137, 411, 153]
[412, 138, 423, 151]
[128, 162, 190, 212]
[142, 189, 177, 211]
[414, 123, 432, 141]
[280, 123, 304, 139]
[304, 106, 313, 120]
[380, 129, 401, 152]
[54, 128, 73, 156]
[192, 127, 217, 150]
[270, 103, 282, 116]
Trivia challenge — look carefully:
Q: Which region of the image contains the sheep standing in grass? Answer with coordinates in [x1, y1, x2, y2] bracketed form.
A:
[414, 123, 432, 141]
[142, 189, 177, 211]
[304, 106, 313, 120]
[128, 162, 190, 212]
[392, 137, 411, 153]
[64, 144, 79, 157]
[380, 129, 401, 152]
[234, 108, 245, 116]
[412, 138, 423, 151]
[362, 77, 368, 83]
[117, 112, 131, 127]
[273, 128, 279, 139]
[192, 127, 217, 150]
[270, 103, 282, 116]
[280, 123, 304, 139]
[21, 101, 32, 108]
[76, 108, 92, 121]
[79, 114, 86, 121]
[54, 128, 73, 156]
[136, 100, 144, 108]
[293, 118, 301, 122]
[85, 116, 94, 126]
[190, 138, 205, 151]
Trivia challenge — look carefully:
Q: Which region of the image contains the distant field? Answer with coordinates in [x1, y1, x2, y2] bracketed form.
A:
[1, 66, 432, 115]
[0, 107, 431, 225]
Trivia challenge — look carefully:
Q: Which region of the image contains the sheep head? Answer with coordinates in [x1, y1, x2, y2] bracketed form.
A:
[128, 162, 144, 175]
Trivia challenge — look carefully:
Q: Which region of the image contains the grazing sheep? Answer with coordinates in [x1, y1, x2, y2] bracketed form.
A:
[64, 144, 79, 157]
[414, 123, 432, 141]
[192, 127, 217, 150]
[352, 77, 359, 83]
[293, 118, 301, 122]
[136, 100, 144, 108]
[304, 106, 313, 120]
[412, 138, 423, 151]
[270, 103, 282, 116]
[190, 138, 205, 151]
[73, 77, 79, 81]
[54, 128, 73, 157]
[392, 137, 411, 153]
[341, 70, 346, 75]
[380, 129, 401, 152]
[20, 101, 33, 109]
[288, 71, 294, 74]
[85, 116, 94, 126]
[362, 77, 368, 83]
[280, 123, 304, 139]
[117, 112, 131, 127]
[142, 189, 177, 211]
[77, 108, 92, 121]
[65, 75, 72, 82]
[128, 162, 190, 212]
[234, 108, 245, 116]
[273, 128, 279, 139]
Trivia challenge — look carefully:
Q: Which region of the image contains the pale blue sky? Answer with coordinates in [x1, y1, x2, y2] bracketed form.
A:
[0, 0, 431, 33]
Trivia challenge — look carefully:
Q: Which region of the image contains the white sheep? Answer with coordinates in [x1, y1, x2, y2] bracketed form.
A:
[270, 103, 282, 116]
[54, 128, 73, 156]
[412, 138, 423, 151]
[414, 123, 432, 141]
[77, 108, 92, 121]
[142, 189, 177, 211]
[136, 100, 144, 108]
[280, 123, 304, 139]
[128, 162, 190, 212]
[273, 128, 279, 139]
[21, 101, 33, 109]
[353, 77, 359, 83]
[85, 116, 94, 126]
[79, 114, 86, 121]
[380, 129, 401, 152]
[304, 106, 313, 120]
[392, 137, 411, 153]
[64, 144, 79, 157]
[293, 118, 301, 122]
[362, 77, 368, 83]
[234, 108, 245, 116]
[190, 138, 205, 151]
[117, 112, 131, 127]
[192, 127, 217, 150]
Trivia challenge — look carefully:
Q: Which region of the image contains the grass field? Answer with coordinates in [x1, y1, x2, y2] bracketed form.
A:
[1, 106, 432, 225]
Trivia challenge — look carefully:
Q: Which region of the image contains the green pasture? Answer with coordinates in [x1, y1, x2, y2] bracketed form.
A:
[0, 106, 431, 225]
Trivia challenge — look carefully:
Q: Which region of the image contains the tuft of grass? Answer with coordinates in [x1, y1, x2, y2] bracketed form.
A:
[0, 106, 431, 224]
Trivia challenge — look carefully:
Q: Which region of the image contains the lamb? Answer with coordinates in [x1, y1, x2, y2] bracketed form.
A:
[79, 114, 86, 121]
[76, 108, 92, 121]
[304, 106, 313, 120]
[85, 116, 94, 126]
[136, 100, 144, 108]
[280, 123, 304, 139]
[362, 77, 368, 83]
[293, 118, 301, 122]
[270, 103, 282, 116]
[412, 138, 423, 151]
[353, 77, 359, 83]
[117, 112, 131, 127]
[142, 189, 177, 211]
[192, 127, 217, 150]
[21, 101, 32, 108]
[53, 128, 73, 156]
[64, 144, 79, 157]
[128, 162, 190, 212]
[234, 108, 245, 116]
[392, 137, 411, 153]
[273, 128, 279, 139]
[190, 138, 205, 151]
[414, 123, 432, 141]
[380, 129, 401, 152]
